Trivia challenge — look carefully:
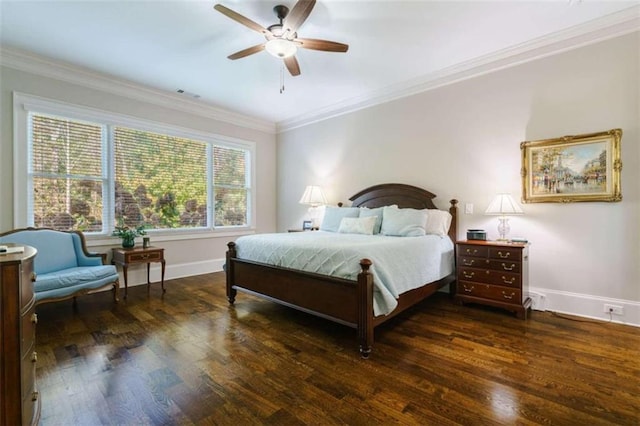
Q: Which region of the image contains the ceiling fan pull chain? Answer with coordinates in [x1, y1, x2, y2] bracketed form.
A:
[280, 64, 285, 94]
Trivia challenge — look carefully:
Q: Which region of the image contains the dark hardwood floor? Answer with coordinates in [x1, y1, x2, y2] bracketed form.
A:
[34, 272, 639, 425]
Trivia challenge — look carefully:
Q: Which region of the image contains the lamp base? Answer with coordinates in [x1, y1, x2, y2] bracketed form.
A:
[497, 217, 510, 241]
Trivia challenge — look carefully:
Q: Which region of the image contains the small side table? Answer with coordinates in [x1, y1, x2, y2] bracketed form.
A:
[112, 246, 165, 298]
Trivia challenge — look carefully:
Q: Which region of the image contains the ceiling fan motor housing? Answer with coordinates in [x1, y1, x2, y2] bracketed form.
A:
[273, 5, 289, 22]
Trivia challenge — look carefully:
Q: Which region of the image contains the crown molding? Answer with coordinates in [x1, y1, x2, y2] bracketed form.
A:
[0, 47, 276, 134]
[277, 5, 640, 133]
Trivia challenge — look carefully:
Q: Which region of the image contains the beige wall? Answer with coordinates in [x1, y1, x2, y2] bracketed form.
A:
[0, 66, 277, 280]
[277, 33, 640, 321]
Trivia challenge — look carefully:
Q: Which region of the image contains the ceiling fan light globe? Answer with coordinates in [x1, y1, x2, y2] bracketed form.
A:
[265, 38, 297, 58]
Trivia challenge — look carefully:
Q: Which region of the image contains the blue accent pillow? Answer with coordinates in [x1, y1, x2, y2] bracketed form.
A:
[320, 206, 360, 232]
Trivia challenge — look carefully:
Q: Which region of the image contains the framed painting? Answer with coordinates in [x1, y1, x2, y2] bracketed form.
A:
[521, 129, 622, 203]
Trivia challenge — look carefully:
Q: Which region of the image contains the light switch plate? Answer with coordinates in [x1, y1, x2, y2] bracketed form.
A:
[465, 203, 473, 214]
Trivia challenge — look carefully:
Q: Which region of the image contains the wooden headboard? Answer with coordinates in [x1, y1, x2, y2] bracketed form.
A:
[348, 183, 458, 242]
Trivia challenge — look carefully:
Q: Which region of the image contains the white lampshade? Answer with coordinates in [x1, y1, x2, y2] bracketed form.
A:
[485, 193, 524, 215]
[299, 185, 327, 207]
[265, 38, 297, 58]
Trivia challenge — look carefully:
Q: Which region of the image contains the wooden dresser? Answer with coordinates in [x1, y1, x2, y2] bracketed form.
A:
[0, 245, 40, 426]
[455, 240, 531, 319]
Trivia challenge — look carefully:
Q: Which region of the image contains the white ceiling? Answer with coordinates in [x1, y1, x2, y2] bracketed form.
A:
[1, 1, 638, 129]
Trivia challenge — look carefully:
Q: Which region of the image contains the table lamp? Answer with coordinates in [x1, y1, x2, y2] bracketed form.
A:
[485, 193, 524, 241]
[299, 185, 327, 229]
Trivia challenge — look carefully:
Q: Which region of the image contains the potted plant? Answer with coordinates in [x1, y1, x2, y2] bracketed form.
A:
[112, 221, 146, 248]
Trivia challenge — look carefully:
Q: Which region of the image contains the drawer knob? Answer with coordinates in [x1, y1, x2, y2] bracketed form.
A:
[31, 313, 38, 324]
[502, 291, 515, 300]
[463, 285, 475, 293]
[497, 251, 511, 259]
[502, 263, 515, 271]
[502, 276, 516, 285]
[463, 271, 475, 279]
[32, 391, 39, 402]
[465, 248, 478, 255]
[30, 272, 37, 282]
[31, 351, 38, 363]
[463, 259, 474, 266]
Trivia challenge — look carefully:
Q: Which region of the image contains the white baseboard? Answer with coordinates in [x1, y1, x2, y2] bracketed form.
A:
[529, 286, 640, 327]
[118, 258, 225, 289]
[119, 264, 640, 328]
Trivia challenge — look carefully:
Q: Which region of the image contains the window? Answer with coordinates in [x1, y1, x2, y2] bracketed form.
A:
[113, 127, 209, 229]
[29, 114, 106, 232]
[15, 94, 255, 235]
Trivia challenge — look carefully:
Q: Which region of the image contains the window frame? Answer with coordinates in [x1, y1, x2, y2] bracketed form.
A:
[13, 92, 256, 238]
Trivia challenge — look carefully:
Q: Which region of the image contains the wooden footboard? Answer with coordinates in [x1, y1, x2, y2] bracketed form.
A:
[227, 242, 368, 327]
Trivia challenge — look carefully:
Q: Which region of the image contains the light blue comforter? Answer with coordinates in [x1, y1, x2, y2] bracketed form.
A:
[234, 231, 454, 316]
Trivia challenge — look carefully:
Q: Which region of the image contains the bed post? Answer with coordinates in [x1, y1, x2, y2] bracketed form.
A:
[448, 199, 458, 242]
[357, 258, 374, 359]
[226, 242, 237, 304]
[448, 199, 459, 298]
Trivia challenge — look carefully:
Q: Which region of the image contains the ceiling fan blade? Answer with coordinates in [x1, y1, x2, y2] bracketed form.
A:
[214, 4, 269, 35]
[284, 56, 301, 76]
[227, 44, 265, 60]
[283, 0, 316, 35]
[296, 38, 349, 53]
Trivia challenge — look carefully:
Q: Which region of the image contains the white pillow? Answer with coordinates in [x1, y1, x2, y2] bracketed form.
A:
[358, 205, 396, 234]
[338, 216, 377, 235]
[425, 209, 452, 236]
[380, 206, 428, 237]
[320, 206, 360, 232]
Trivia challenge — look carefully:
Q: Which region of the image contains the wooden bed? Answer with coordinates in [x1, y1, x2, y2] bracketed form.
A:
[226, 183, 458, 357]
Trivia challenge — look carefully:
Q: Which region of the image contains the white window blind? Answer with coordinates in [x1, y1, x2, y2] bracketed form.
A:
[29, 113, 106, 232]
[213, 146, 249, 227]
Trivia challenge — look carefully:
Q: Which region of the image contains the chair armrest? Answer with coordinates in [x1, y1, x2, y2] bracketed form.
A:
[71, 232, 107, 266]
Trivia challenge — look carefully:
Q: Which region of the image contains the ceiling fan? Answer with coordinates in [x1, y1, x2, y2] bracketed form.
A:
[214, 0, 348, 77]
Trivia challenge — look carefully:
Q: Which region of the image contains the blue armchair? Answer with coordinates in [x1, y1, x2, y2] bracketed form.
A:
[0, 228, 119, 305]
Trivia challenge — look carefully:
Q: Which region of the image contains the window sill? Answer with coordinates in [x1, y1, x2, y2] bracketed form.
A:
[85, 228, 256, 248]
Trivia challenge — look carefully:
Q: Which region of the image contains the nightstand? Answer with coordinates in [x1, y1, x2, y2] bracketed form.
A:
[112, 246, 165, 299]
[454, 240, 531, 319]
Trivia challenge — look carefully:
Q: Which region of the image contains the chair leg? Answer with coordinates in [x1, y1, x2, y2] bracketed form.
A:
[113, 282, 120, 303]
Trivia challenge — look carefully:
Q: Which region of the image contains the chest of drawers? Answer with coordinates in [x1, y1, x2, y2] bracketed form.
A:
[0, 245, 40, 426]
[455, 240, 531, 319]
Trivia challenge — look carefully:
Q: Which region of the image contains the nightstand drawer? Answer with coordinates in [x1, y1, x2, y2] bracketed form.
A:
[458, 245, 489, 258]
[458, 267, 521, 288]
[458, 257, 521, 273]
[489, 247, 522, 260]
[486, 259, 521, 273]
[458, 282, 522, 305]
[458, 256, 484, 268]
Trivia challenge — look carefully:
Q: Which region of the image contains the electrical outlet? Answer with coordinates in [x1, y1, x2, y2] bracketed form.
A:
[604, 304, 624, 315]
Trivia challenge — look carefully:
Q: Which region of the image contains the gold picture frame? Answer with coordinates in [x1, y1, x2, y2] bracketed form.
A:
[521, 129, 622, 203]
